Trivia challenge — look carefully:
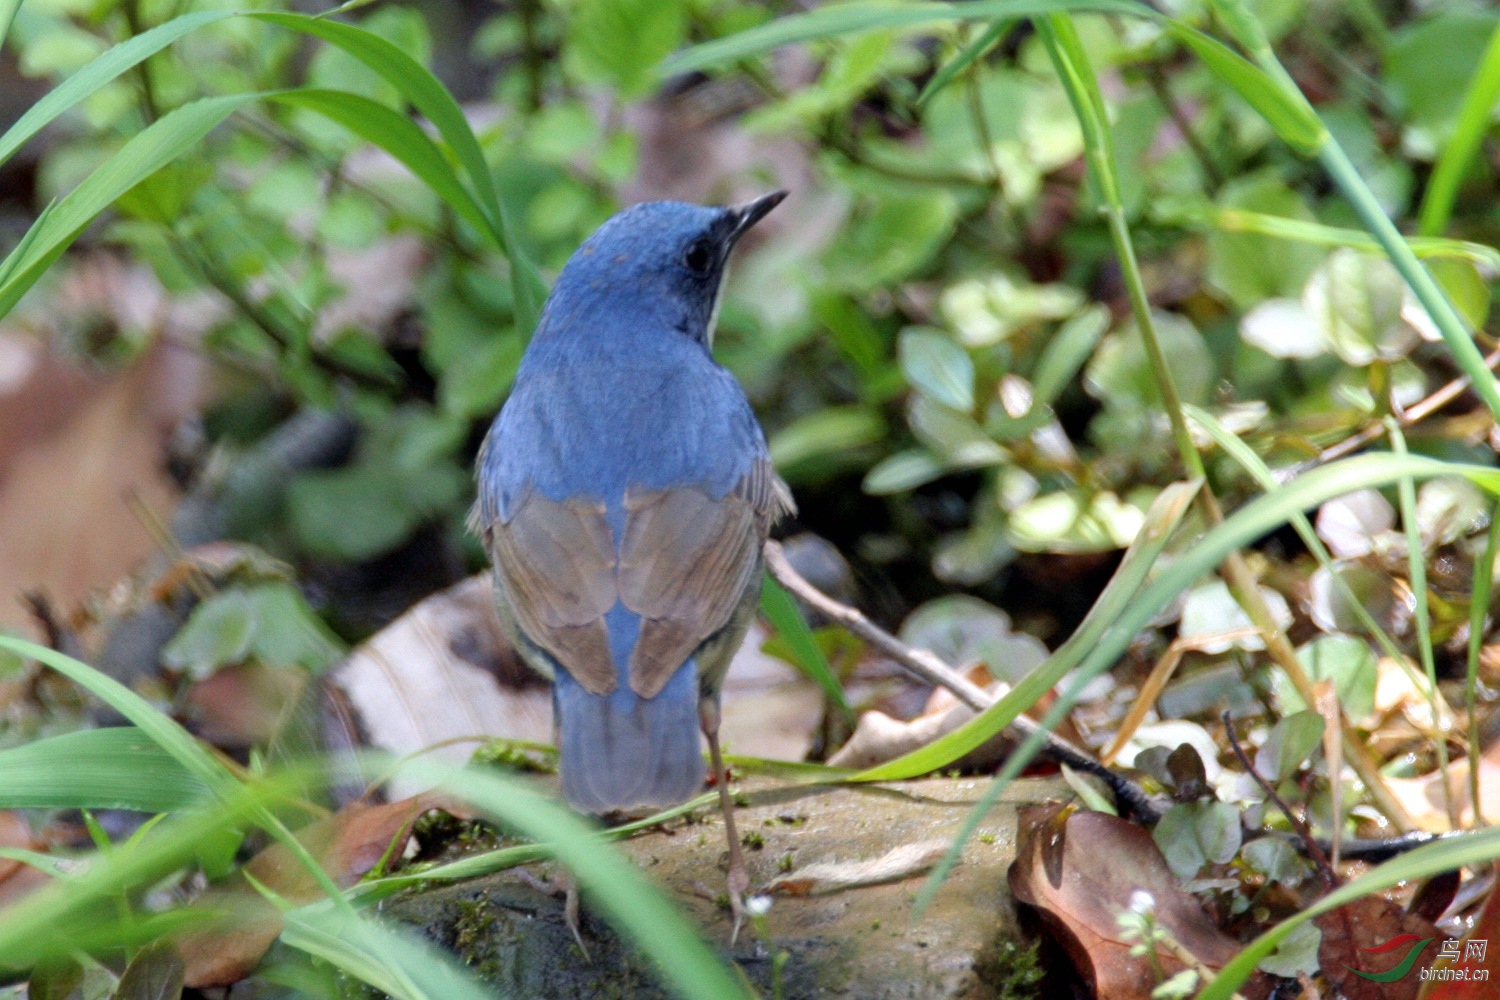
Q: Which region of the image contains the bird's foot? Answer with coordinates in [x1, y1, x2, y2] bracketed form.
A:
[516, 867, 591, 961]
[727, 860, 751, 945]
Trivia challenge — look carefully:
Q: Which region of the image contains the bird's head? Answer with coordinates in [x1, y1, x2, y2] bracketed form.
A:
[541, 191, 786, 348]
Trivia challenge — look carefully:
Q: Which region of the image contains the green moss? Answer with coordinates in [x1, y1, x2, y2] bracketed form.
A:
[983, 938, 1045, 1000]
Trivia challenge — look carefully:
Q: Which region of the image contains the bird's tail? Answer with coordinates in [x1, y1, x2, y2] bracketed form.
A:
[552, 660, 705, 814]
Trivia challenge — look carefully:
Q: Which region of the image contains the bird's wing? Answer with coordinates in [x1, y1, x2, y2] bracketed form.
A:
[487, 492, 619, 695]
[619, 458, 794, 699]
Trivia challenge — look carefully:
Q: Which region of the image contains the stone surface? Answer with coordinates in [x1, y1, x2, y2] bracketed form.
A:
[384, 775, 1066, 999]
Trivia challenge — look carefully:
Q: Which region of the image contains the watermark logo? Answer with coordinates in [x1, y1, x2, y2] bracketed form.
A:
[1350, 935, 1490, 984]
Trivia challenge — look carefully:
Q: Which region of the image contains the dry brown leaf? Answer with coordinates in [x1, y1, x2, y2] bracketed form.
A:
[0, 337, 202, 635]
[178, 794, 460, 987]
[1008, 803, 1266, 1000]
[1316, 895, 1440, 1000]
[1419, 865, 1500, 1000]
[0, 811, 48, 910]
[1385, 738, 1500, 832]
[763, 839, 948, 896]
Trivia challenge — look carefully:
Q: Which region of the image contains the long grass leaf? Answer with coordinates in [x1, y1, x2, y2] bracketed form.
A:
[0, 727, 204, 812]
[662, 0, 1147, 74]
[0, 93, 256, 320]
[280, 901, 493, 1000]
[916, 19, 1016, 105]
[0, 638, 237, 796]
[386, 756, 756, 1000]
[0, 10, 230, 170]
[248, 12, 546, 335]
[264, 89, 491, 237]
[1417, 23, 1500, 236]
[1156, 203, 1500, 272]
[915, 454, 1500, 916]
[852, 478, 1199, 783]
[760, 573, 853, 721]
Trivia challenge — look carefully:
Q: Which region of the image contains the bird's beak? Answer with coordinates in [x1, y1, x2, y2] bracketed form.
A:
[728, 190, 788, 240]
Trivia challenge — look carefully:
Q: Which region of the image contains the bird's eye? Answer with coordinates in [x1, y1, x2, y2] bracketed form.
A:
[682, 239, 714, 274]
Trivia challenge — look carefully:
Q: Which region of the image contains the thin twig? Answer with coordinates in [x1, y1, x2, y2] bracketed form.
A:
[1222, 710, 1338, 888]
[1294, 345, 1500, 475]
[763, 540, 1163, 821]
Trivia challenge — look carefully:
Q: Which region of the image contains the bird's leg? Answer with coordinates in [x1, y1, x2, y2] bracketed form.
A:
[516, 866, 590, 960]
[701, 698, 748, 944]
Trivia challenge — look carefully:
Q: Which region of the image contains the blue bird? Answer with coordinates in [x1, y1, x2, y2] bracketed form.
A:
[471, 192, 793, 938]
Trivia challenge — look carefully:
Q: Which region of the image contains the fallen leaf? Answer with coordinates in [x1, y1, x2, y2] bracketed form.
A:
[1008, 803, 1267, 1000]
[116, 940, 185, 1000]
[763, 839, 948, 896]
[1420, 866, 1500, 999]
[827, 664, 1016, 771]
[0, 337, 203, 635]
[1316, 894, 1440, 1000]
[178, 794, 460, 987]
[0, 811, 48, 910]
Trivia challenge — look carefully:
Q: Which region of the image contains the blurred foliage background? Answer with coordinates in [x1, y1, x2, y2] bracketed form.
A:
[3, 0, 1500, 995]
[2, 0, 1497, 656]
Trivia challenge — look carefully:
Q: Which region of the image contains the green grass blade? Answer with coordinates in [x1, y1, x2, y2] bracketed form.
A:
[1162, 24, 1324, 154]
[1466, 505, 1500, 824]
[0, 93, 257, 321]
[0, 10, 231, 170]
[760, 573, 853, 722]
[0, 638, 238, 798]
[0, 728, 205, 812]
[915, 454, 1500, 916]
[1417, 23, 1500, 236]
[850, 478, 1200, 782]
[662, 0, 1148, 74]
[0, 0, 22, 50]
[248, 12, 546, 336]
[916, 18, 1016, 105]
[1319, 141, 1500, 419]
[0, 783, 282, 970]
[1156, 203, 1500, 271]
[1199, 826, 1500, 998]
[1388, 422, 1452, 818]
[387, 756, 756, 1000]
[1183, 404, 1406, 666]
[265, 89, 491, 237]
[280, 901, 494, 1000]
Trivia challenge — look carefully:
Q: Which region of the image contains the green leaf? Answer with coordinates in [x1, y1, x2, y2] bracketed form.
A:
[568, 0, 685, 96]
[0, 728, 205, 812]
[768, 406, 885, 472]
[759, 575, 852, 722]
[1384, 10, 1500, 157]
[898, 327, 975, 412]
[0, 10, 231, 172]
[862, 449, 946, 495]
[1163, 24, 1325, 155]
[278, 900, 492, 1000]
[1205, 174, 1325, 309]
[1417, 22, 1500, 234]
[1031, 304, 1108, 407]
[163, 583, 344, 676]
[1303, 248, 1415, 366]
[0, 93, 257, 319]
[1255, 711, 1324, 783]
